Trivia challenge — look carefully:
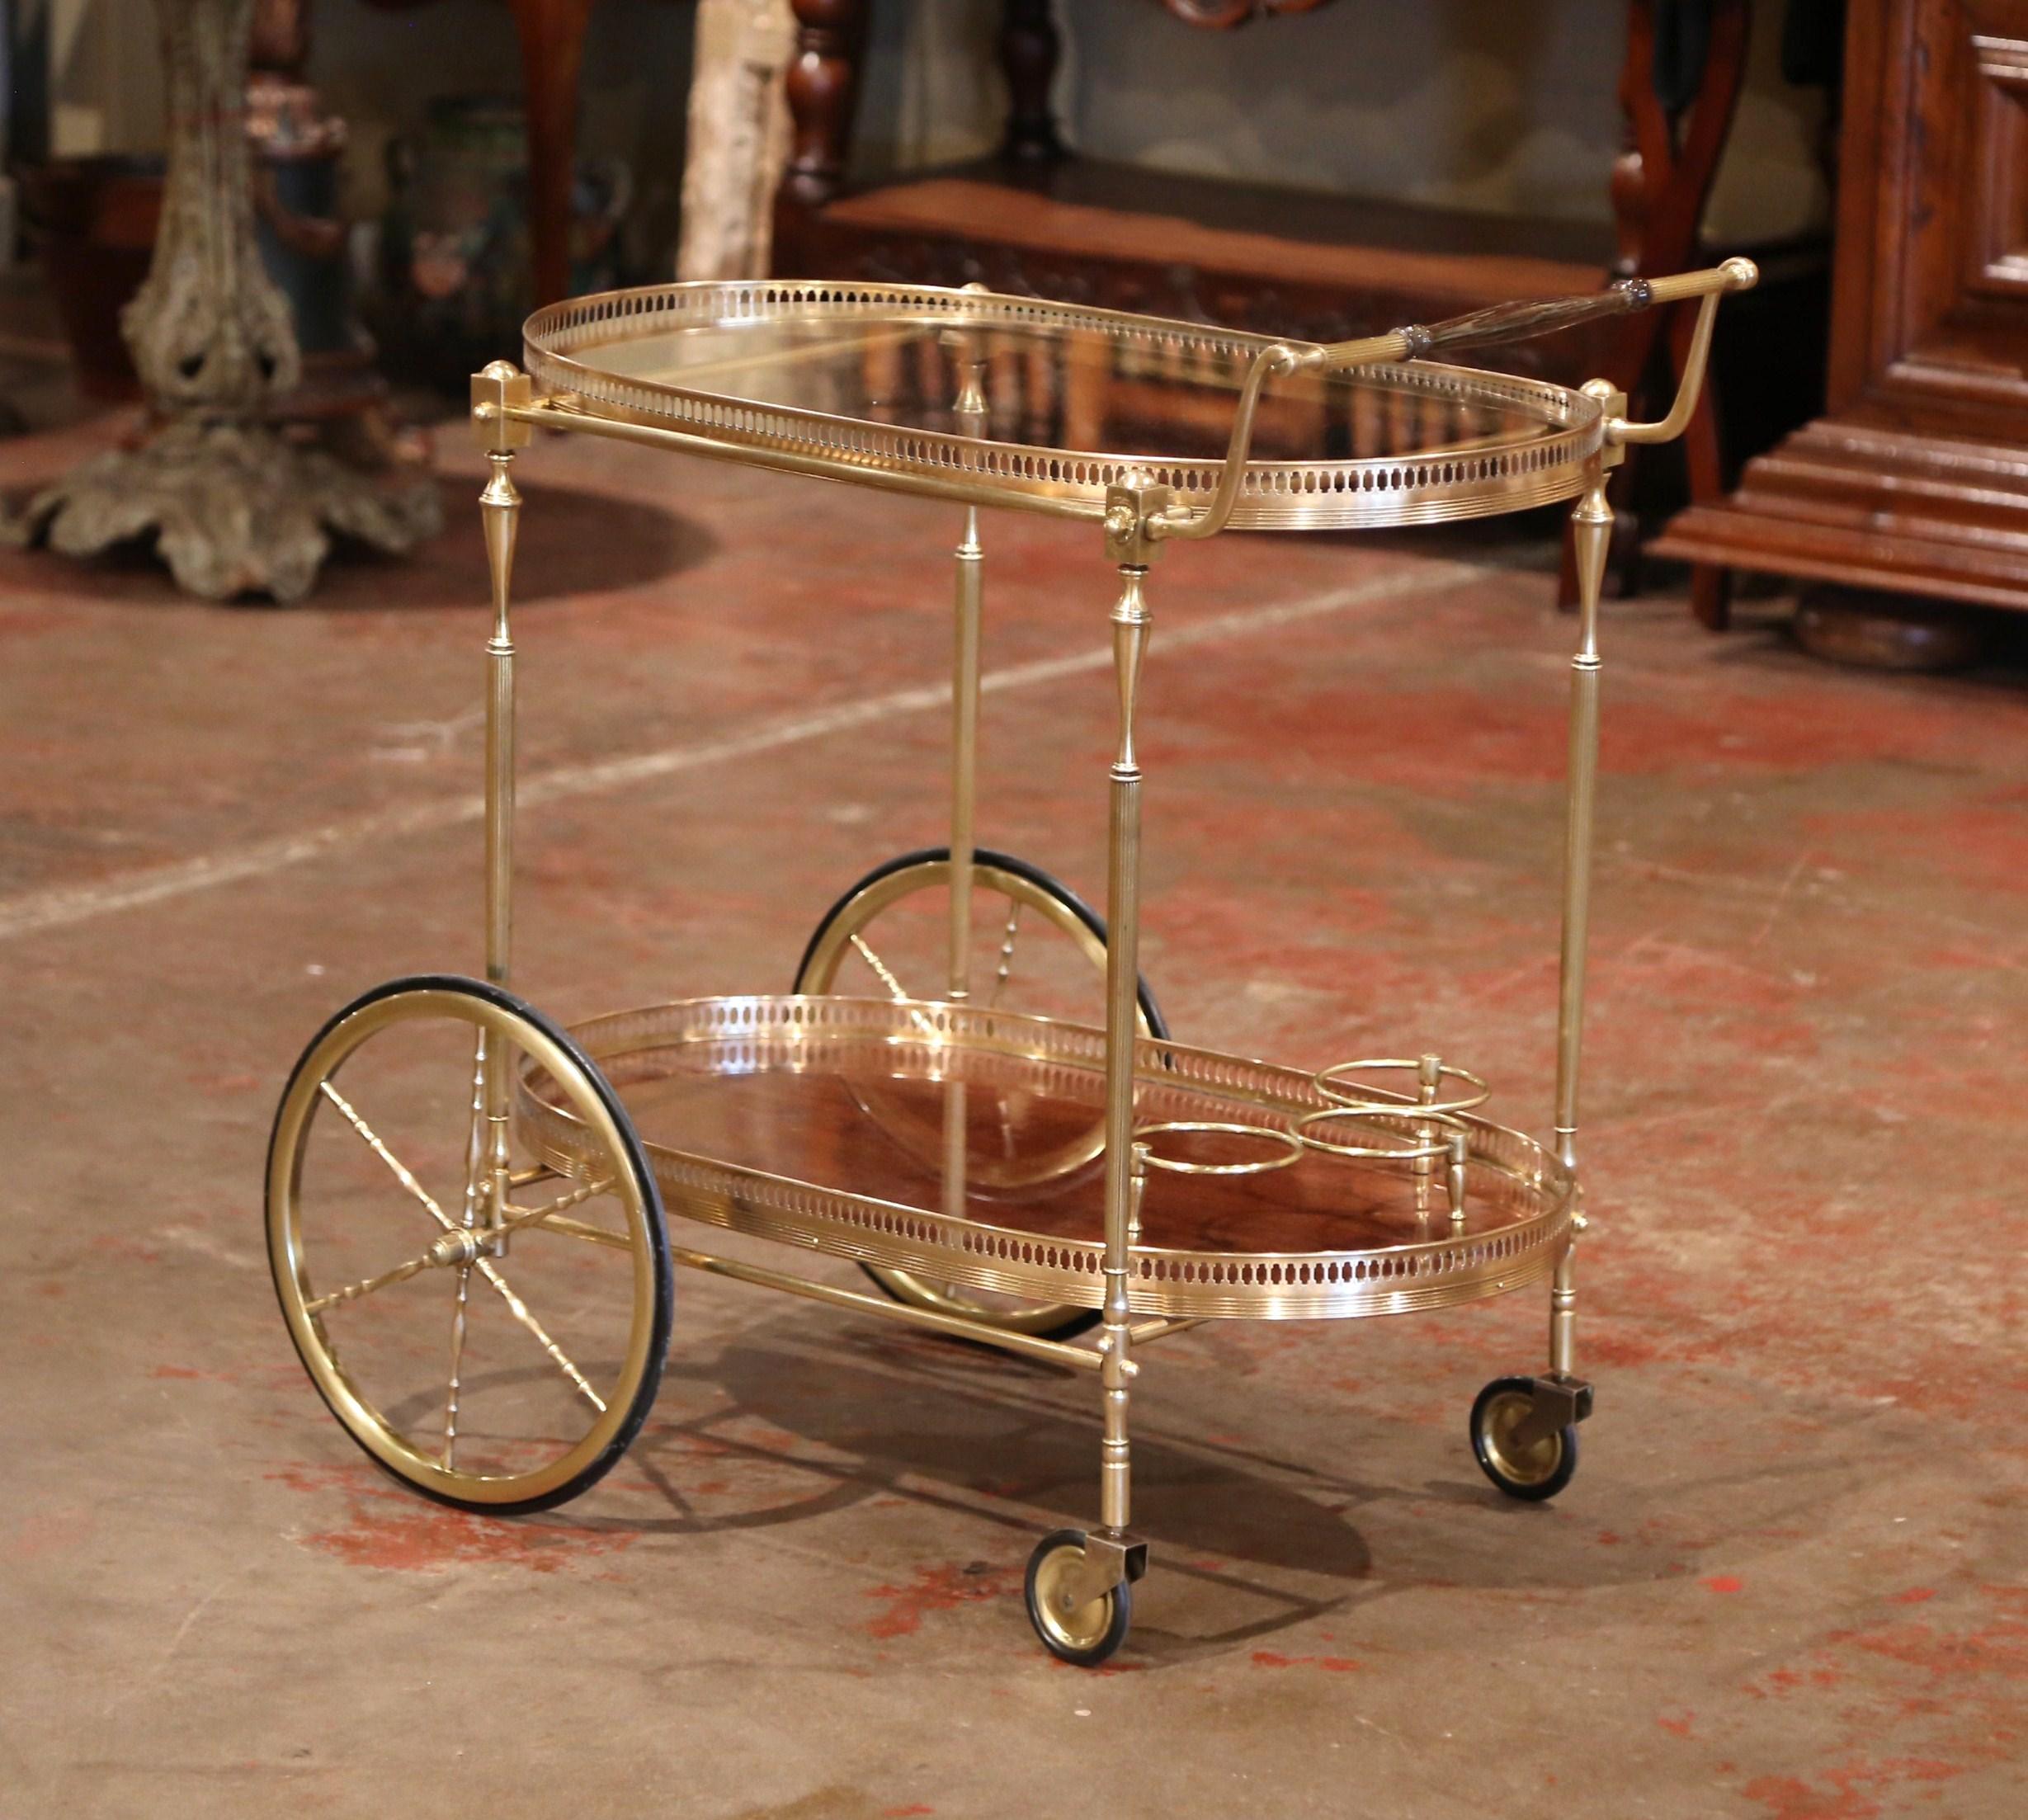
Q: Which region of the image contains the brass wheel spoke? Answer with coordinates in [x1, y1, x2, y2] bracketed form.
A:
[532, 1209, 631, 1251]
[450, 1175, 620, 1249]
[318, 1079, 455, 1228]
[458, 1030, 487, 1225]
[305, 1242, 455, 1315]
[987, 896, 1025, 1158]
[849, 931, 910, 1002]
[472, 1257, 606, 1413]
[502, 1175, 614, 1231]
[987, 897, 1022, 1008]
[445, 1031, 486, 1467]
[441, 1266, 473, 1467]
[850, 931, 944, 1037]
[318, 1073, 607, 1412]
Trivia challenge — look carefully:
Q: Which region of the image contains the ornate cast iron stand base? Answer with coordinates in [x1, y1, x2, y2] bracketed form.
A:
[17, 419, 439, 605]
[14, 0, 439, 604]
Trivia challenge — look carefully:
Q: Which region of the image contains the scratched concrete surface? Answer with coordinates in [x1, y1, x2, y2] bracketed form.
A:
[2, 416, 2024, 1820]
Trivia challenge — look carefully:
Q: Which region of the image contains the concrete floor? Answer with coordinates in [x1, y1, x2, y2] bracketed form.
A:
[2, 410, 2024, 1820]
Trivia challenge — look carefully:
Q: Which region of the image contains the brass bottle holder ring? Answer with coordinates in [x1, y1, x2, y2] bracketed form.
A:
[1313, 1056, 1491, 1117]
[1293, 1102, 1467, 1162]
[1132, 1120, 1306, 1177]
[1293, 1102, 1474, 1224]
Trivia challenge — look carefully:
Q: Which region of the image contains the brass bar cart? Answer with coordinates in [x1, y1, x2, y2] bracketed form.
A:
[266, 260, 1755, 1666]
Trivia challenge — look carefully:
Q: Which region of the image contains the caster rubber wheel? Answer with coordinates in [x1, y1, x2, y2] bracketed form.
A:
[796, 846, 1167, 1341]
[1470, 1375, 1579, 1502]
[1025, 1529, 1133, 1667]
[267, 974, 672, 1514]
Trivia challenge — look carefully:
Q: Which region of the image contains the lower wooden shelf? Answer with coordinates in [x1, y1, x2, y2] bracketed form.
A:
[514, 993, 1577, 1323]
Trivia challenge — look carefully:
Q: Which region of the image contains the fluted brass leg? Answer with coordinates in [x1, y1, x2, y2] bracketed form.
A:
[1098, 493, 1155, 1537]
[946, 324, 989, 1002]
[1551, 450, 1611, 1376]
[473, 361, 530, 1253]
[941, 332, 988, 1223]
[1101, 1148, 1146, 1530]
[948, 507, 983, 999]
[937, 506, 985, 1221]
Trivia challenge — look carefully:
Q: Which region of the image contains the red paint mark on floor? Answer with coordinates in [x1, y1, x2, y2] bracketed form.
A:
[862, 1562, 1014, 1639]
[1890, 1587, 1936, 1605]
[1704, 1574, 1746, 1594]
[1657, 1710, 1695, 1738]
[883, 1806, 935, 1817]
[1836, 1610, 2028, 1704]
[1743, 1757, 1968, 1820]
[1757, 1664, 1847, 1696]
[1252, 1651, 1361, 1672]
[1743, 1771, 1872, 1820]
[300, 1502, 635, 1574]
[269, 1461, 634, 1574]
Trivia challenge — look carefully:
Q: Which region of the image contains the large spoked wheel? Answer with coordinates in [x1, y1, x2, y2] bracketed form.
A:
[795, 846, 1167, 1341]
[267, 975, 673, 1514]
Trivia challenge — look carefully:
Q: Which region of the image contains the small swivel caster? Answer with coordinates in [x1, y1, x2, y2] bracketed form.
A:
[1469, 1374, 1591, 1502]
[1024, 1528, 1144, 1667]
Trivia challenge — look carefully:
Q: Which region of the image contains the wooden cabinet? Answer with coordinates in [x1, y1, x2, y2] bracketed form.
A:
[1656, 0, 2028, 617]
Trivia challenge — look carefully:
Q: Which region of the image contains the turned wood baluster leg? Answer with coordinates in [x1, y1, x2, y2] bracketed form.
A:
[1000, 0, 1064, 163]
[776, 0, 871, 271]
[509, 0, 599, 308]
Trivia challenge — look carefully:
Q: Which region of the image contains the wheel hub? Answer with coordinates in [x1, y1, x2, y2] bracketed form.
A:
[1483, 1390, 1563, 1485]
[1034, 1548, 1111, 1652]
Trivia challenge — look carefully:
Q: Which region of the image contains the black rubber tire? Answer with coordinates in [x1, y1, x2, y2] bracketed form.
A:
[1024, 1528, 1134, 1667]
[1469, 1374, 1579, 1504]
[794, 846, 1170, 1039]
[267, 973, 674, 1516]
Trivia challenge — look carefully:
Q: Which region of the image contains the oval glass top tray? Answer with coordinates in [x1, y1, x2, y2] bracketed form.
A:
[522, 281, 1606, 532]
[514, 995, 1577, 1322]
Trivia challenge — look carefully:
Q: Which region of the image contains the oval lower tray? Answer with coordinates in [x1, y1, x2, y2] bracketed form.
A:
[515, 995, 1576, 1321]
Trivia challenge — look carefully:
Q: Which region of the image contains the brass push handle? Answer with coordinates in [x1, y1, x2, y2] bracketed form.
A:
[1313, 257, 1758, 371]
[1395, 284, 1653, 361]
[1149, 258, 1758, 544]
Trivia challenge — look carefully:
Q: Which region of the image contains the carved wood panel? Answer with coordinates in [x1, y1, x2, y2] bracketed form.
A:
[1657, 0, 2028, 617]
[1835, 0, 2028, 421]
[1966, 31, 2028, 297]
